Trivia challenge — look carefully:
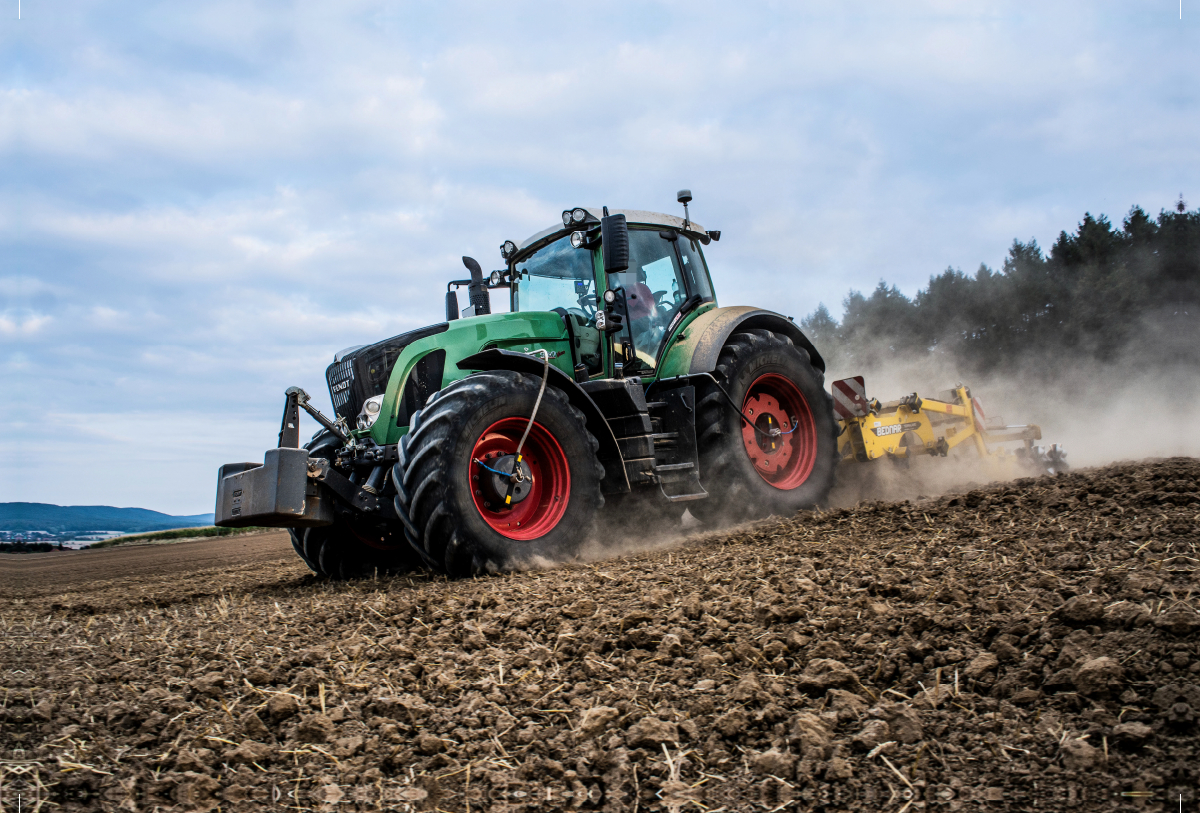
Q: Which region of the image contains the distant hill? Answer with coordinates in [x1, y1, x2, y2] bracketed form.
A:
[0, 503, 215, 533]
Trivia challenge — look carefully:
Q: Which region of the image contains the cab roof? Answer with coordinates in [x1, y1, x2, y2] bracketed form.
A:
[517, 208, 707, 253]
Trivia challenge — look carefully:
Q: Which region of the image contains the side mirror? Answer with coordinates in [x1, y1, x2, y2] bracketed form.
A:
[446, 290, 460, 321]
[601, 212, 629, 274]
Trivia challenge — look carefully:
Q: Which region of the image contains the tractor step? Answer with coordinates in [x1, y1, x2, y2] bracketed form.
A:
[648, 387, 708, 503]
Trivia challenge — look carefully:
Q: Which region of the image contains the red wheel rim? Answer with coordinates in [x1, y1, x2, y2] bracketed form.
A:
[469, 418, 571, 540]
[740, 373, 818, 490]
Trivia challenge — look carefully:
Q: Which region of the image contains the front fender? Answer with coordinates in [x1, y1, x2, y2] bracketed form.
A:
[369, 312, 572, 445]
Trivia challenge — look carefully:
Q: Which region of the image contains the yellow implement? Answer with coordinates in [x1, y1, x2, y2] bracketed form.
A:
[831, 377, 1064, 473]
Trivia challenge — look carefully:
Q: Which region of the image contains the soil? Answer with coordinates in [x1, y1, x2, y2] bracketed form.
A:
[2, 458, 1197, 812]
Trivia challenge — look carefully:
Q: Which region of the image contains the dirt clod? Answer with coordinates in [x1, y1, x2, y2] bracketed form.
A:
[1055, 594, 1106, 625]
[225, 740, 272, 765]
[749, 748, 795, 776]
[7, 457, 1197, 812]
[415, 732, 445, 754]
[1061, 737, 1099, 771]
[266, 693, 300, 721]
[963, 651, 1000, 679]
[851, 718, 889, 750]
[795, 658, 858, 693]
[625, 716, 678, 748]
[295, 713, 336, 743]
[578, 705, 619, 739]
[1073, 655, 1125, 696]
[240, 710, 271, 740]
[878, 702, 923, 743]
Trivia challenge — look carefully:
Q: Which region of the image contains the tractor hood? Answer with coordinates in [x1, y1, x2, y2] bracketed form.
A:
[335, 310, 575, 446]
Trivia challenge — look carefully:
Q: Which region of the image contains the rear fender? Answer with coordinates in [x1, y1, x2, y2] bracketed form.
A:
[657, 306, 826, 378]
[458, 348, 630, 494]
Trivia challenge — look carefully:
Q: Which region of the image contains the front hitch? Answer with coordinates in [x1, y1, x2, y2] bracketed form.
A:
[280, 387, 349, 447]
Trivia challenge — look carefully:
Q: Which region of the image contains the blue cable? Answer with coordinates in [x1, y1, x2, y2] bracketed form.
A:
[474, 458, 513, 477]
[755, 417, 798, 437]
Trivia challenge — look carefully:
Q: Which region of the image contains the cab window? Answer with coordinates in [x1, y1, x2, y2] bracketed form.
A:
[676, 234, 714, 302]
[607, 228, 695, 375]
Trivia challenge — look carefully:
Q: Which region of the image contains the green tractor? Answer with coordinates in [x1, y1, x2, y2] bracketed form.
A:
[215, 192, 838, 578]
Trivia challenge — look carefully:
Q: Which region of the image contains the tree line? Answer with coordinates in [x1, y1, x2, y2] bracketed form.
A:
[0, 541, 68, 553]
[801, 200, 1200, 380]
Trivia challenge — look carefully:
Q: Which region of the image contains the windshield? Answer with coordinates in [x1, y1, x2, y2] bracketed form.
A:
[512, 234, 596, 315]
[511, 234, 603, 375]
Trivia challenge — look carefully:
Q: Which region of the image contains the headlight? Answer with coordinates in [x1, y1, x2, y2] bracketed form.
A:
[562, 210, 573, 227]
[500, 240, 517, 260]
[570, 230, 585, 248]
[356, 395, 384, 430]
[571, 207, 588, 224]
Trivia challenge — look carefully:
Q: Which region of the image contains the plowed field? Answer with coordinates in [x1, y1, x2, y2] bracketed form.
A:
[2, 458, 1197, 812]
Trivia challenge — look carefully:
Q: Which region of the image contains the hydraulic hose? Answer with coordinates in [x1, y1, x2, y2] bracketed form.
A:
[472, 349, 551, 507]
[646, 372, 796, 439]
[516, 349, 551, 458]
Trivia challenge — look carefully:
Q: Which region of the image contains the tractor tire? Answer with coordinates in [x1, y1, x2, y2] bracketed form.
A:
[290, 516, 419, 580]
[288, 528, 316, 571]
[690, 329, 838, 524]
[287, 428, 421, 580]
[395, 370, 604, 577]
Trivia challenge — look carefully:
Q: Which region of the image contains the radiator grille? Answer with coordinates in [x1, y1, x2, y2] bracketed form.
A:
[326, 359, 357, 422]
[323, 323, 451, 428]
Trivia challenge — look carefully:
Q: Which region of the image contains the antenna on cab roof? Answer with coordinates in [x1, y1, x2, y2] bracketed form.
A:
[677, 189, 692, 230]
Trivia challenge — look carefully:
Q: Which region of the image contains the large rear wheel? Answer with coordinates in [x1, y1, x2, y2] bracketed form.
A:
[690, 329, 837, 523]
[395, 370, 604, 577]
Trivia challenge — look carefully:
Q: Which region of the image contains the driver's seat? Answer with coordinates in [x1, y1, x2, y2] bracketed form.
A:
[626, 282, 658, 320]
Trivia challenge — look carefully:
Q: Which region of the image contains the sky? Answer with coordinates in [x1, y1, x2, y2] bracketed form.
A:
[2, 1, 1196, 514]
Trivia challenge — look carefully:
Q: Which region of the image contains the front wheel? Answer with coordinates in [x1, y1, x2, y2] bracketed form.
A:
[289, 517, 419, 580]
[287, 428, 422, 579]
[690, 329, 838, 524]
[396, 370, 604, 577]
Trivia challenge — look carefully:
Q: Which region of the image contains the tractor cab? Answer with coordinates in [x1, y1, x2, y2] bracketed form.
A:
[502, 207, 718, 379]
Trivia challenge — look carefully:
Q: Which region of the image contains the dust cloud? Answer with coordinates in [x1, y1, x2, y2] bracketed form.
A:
[799, 201, 1200, 496]
[821, 313, 1200, 508]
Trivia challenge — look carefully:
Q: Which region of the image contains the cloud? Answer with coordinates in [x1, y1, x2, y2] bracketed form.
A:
[3, 0, 1195, 512]
[0, 312, 53, 337]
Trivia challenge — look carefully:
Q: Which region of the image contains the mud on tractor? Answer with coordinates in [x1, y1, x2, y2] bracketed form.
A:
[215, 193, 839, 578]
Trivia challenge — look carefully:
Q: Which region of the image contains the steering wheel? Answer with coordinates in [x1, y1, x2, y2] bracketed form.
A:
[654, 290, 671, 310]
[575, 295, 596, 319]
